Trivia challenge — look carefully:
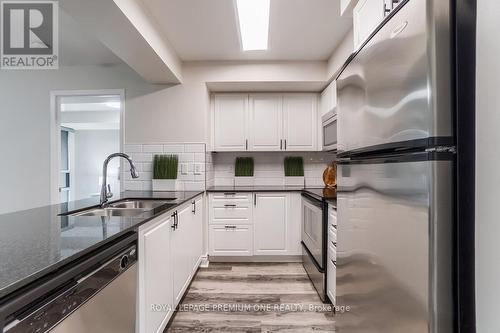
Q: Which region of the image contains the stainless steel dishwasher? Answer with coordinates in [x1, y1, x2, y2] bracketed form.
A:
[1, 233, 137, 333]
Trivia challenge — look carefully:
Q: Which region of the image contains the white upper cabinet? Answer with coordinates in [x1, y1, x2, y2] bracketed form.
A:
[353, 0, 386, 50]
[213, 94, 249, 151]
[212, 93, 318, 152]
[320, 80, 337, 116]
[248, 94, 283, 151]
[283, 93, 318, 151]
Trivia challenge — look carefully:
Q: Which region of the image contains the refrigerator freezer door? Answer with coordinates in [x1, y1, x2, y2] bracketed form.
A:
[337, 0, 453, 155]
[335, 156, 454, 332]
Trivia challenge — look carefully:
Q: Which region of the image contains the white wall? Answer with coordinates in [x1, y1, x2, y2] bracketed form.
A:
[327, 29, 354, 81]
[0, 64, 153, 214]
[73, 130, 120, 200]
[125, 61, 328, 146]
[0, 60, 327, 214]
[476, 0, 500, 331]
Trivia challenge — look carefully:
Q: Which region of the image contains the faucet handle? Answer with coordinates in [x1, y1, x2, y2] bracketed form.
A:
[106, 184, 113, 199]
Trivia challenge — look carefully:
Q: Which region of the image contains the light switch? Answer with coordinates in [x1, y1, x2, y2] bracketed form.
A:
[194, 163, 203, 175]
[181, 163, 189, 175]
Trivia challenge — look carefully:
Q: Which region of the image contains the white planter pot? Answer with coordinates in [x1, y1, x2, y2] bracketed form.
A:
[285, 176, 305, 186]
[152, 179, 182, 191]
[234, 177, 254, 186]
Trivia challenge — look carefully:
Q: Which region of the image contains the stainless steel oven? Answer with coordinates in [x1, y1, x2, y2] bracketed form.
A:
[322, 110, 337, 151]
[301, 193, 327, 302]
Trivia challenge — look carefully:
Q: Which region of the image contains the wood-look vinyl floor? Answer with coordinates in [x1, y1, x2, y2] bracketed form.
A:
[165, 263, 336, 332]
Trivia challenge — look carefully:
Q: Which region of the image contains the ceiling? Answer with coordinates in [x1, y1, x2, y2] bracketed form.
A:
[60, 95, 121, 130]
[141, 0, 352, 61]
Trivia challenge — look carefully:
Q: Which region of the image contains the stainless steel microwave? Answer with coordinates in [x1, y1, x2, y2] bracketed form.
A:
[322, 109, 337, 151]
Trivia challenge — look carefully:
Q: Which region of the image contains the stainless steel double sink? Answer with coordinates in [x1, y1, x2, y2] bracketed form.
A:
[62, 199, 177, 218]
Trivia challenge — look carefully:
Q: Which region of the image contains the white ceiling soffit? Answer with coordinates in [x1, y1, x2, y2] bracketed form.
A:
[59, 9, 123, 66]
[206, 81, 327, 92]
[60, 0, 182, 84]
[141, 0, 352, 61]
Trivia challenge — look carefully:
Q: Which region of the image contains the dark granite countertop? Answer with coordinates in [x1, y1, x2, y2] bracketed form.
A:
[206, 186, 336, 206]
[0, 190, 203, 300]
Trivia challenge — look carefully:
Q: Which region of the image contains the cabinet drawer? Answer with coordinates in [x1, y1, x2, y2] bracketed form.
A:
[212, 206, 251, 220]
[209, 224, 253, 256]
[211, 192, 251, 203]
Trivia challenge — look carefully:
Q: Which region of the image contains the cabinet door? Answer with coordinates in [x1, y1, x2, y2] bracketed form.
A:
[248, 94, 283, 151]
[191, 196, 204, 274]
[213, 94, 248, 151]
[139, 216, 173, 333]
[320, 80, 337, 116]
[173, 204, 194, 306]
[353, 0, 385, 49]
[253, 193, 288, 255]
[283, 94, 318, 151]
[209, 224, 253, 256]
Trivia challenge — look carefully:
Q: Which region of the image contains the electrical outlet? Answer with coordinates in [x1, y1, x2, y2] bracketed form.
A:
[194, 163, 203, 175]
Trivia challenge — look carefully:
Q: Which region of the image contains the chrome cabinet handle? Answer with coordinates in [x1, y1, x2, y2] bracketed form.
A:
[224, 204, 236, 208]
[245, 139, 248, 150]
[192, 200, 196, 213]
[224, 225, 236, 229]
[280, 139, 283, 150]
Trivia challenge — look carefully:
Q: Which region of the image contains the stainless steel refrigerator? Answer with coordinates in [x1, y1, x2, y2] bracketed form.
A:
[335, 0, 474, 332]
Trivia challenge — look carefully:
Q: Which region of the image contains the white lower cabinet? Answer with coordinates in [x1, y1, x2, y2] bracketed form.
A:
[254, 193, 287, 255]
[327, 204, 337, 304]
[208, 192, 302, 257]
[138, 215, 174, 333]
[138, 195, 204, 333]
[173, 204, 194, 306]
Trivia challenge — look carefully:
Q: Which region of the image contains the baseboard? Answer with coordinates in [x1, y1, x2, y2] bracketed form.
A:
[209, 255, 302, 263]
[199, 254, 210, 268]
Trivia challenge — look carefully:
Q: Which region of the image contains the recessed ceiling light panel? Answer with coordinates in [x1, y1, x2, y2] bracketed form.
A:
[236, 0, 270, 51]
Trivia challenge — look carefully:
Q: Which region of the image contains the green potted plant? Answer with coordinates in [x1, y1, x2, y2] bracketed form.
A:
[234, 157, 254, 186]
[152, 154, 180, 191]
[284, 156, 305, 186]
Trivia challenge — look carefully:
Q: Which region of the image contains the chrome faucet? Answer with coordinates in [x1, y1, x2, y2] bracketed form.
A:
[100, 153, 139, 207]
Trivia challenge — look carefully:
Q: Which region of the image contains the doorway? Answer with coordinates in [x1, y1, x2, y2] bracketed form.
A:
[50, 90, 125, 204]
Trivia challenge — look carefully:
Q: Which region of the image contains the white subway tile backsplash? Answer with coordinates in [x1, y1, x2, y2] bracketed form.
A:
[163, 144, 184, 153]
[130, 153, 153, 162]
[184, 144, 205, 153]
[254, 178, 284, 186]
[142, 181, 152, 191]
[123, 143, 207, 192]
[194, 153, 205, 162]
[179, 153, 195, 162]
[211, 151, 333, 189]
[124, 144, 142, 153]
[184, 181, 205, 191]
[124, 181, 142, 191]
[143, 144, 163, 153]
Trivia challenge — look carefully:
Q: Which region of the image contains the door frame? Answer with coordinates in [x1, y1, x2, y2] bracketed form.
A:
[49, 89, 125, 204]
